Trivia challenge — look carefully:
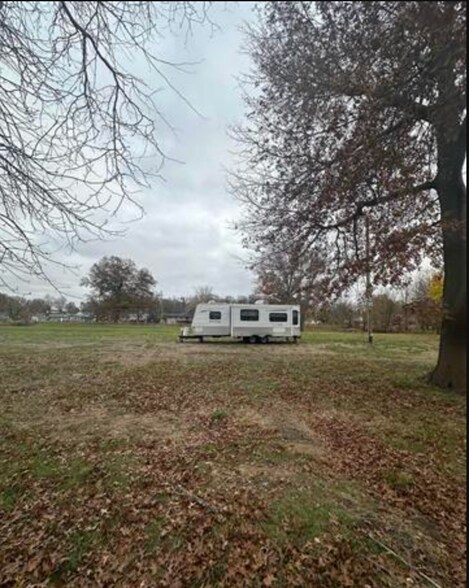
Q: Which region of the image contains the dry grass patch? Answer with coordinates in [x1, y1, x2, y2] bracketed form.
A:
[0, 324, 465, 587]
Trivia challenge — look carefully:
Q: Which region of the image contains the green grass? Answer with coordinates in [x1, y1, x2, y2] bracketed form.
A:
[263, 490, 351, 545]
[67, 528, 101, 571]
[49, 527, 104, 581]
[383, 469, 415, 490]
[0, 437, 137, 516]
[210, 408, 228, 422]
[0, 322, 179, 346]
[145, 518, 164, 552]
[1, 486, 20, 511]
[0, 321, 436, 347]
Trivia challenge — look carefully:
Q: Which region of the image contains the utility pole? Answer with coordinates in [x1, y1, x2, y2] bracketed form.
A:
[403, 287, 409, 332]
[159, 291, 164, 324]
[365, 213, 373, 344]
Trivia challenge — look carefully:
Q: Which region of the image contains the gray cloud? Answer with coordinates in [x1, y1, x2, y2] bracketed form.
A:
[8, 3, 256, 301]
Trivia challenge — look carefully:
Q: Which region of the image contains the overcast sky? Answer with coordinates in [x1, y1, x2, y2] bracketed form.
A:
[15, 3, 257, 302]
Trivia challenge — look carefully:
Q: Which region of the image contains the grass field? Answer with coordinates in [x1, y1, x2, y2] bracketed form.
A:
[0, 324, 466, 587]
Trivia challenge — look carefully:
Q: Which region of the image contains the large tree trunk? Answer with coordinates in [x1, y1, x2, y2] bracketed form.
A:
[430, 125, 467, 392]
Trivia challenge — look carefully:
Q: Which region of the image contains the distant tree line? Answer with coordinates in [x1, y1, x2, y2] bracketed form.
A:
[313, 273, 443, 333]
[0, 256, 261, 324]
[0, 293, 80, 323]
[0, 252, 442, 333]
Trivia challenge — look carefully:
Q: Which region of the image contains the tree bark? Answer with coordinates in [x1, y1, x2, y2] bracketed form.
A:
[430, 125, 467, 392]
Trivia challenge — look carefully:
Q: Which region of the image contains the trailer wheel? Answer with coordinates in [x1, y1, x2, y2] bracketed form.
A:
[248, 335, 257, 344]
[243, 337, 249, 344]
[198, 336, 204, 343]
[264, 336, 270, 344]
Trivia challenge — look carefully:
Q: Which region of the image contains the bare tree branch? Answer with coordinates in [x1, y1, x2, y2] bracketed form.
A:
[0, 1, 211, 289]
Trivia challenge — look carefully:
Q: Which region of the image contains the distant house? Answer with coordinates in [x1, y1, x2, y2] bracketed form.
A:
[123, 313, 150, 323]
[162, 313, 192, 325]
[0, 311, 10, 323]
[47, 311, 68, 322]
[31, 314, 48, 323]
[47, 310, 93, 323]
[71, 312, 94, 323]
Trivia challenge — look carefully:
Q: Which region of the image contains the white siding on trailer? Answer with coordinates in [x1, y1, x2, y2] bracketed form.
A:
[230, 304, 300, 338]
[191, 305, 230, 336]
[231, 306, 293, 326]
[187, 303, 301, 339]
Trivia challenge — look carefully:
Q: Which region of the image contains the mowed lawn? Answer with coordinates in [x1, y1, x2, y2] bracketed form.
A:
[0, 324, 466, 587]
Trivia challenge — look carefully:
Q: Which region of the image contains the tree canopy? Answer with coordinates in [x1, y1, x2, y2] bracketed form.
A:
[81, 256, 156, 322]
[234, 1, 466, 389]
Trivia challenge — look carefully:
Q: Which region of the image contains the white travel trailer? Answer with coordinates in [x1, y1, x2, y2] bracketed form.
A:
[179, 303, 301, 343]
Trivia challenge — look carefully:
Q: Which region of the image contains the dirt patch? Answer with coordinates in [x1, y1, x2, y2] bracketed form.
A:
[237, 463, 292, 482]
[285, 440, 326, 458]
[97, 340, 334, 368]
[15, 409, 186, 443]
[235, 405, 327, 461]
[235, 407, 276, 430]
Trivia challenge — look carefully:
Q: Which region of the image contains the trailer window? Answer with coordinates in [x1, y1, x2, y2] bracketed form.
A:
[293, 310, 299, 325]
[269, 312, 288, 322]
[209, 311, 221, 320]
[240, 309, 259, 321]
